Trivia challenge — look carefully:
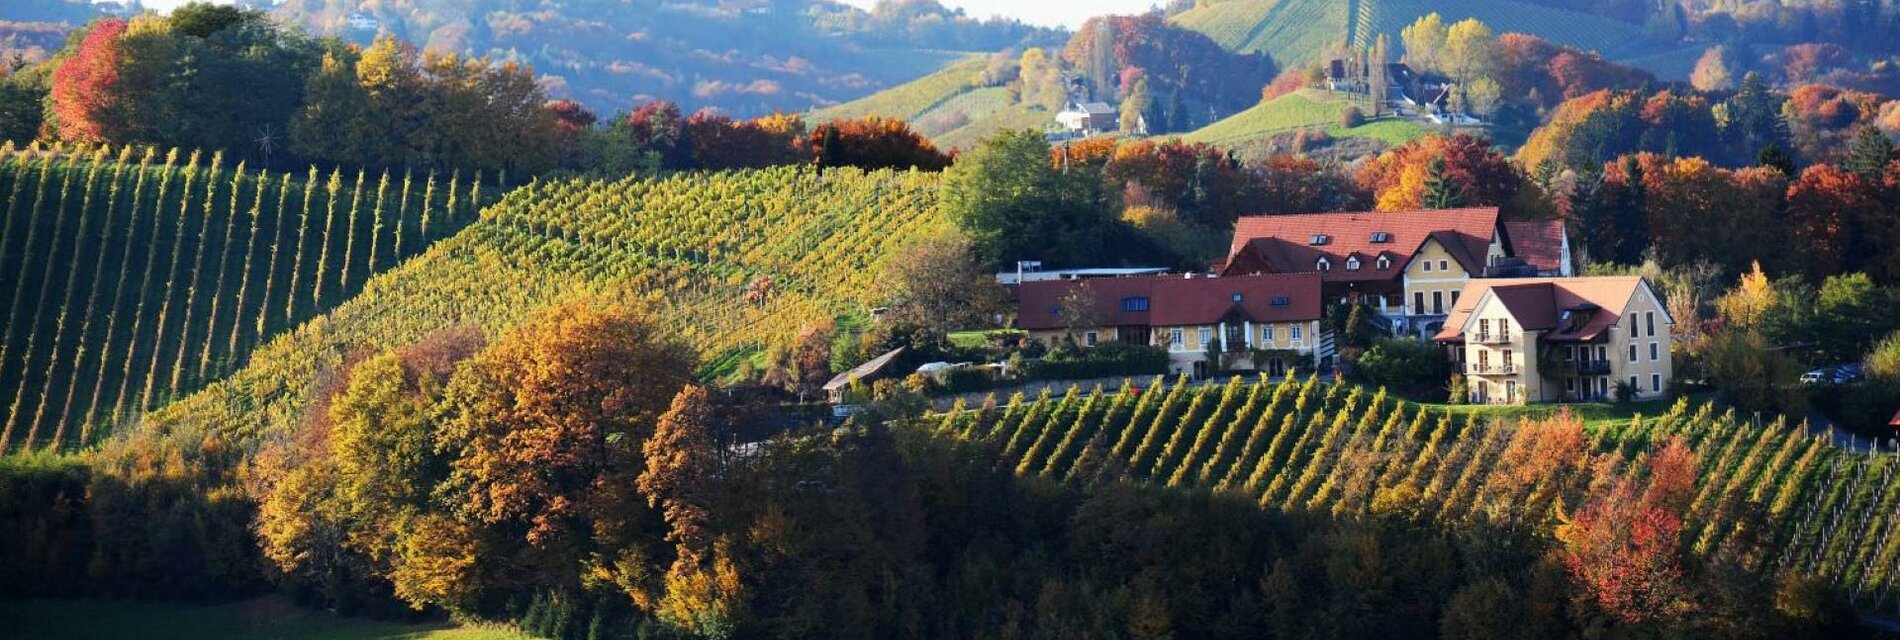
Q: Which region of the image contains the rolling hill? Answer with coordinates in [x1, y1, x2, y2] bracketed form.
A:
[810, 56, 1054, 152]
[1170, 0, 1683, 79]
[1180, 89, 1430, 153]
[929, 375, 1900, 616]
[143, 165, 948, 448]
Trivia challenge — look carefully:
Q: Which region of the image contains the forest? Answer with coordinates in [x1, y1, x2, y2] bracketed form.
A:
[2, 1, 1900, 639]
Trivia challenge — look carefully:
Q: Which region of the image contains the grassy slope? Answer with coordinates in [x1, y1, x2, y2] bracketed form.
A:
[1172, 0, 1666, 73]
[811, 56, 987, 124]
[1181, 89, 1429, 148]
[0, 598, 526, 640]
[147, 167, 948, 445]
[810, 56, 1054, 152]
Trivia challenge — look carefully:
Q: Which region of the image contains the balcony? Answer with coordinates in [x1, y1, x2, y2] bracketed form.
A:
[1574, 360, 1612, 375]
[1467, 362, 1517, 376]
[1472, 332, 1514, 345]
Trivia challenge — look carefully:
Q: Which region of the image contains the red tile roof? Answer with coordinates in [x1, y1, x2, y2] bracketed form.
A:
[1435, 277, 1653, 342]
[1222, 207, 1501, 282]
[1016, 273, 1323, 331]
[1501, 219, 1567, 274]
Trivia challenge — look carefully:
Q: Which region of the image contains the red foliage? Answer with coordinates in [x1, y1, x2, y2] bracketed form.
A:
[1356, 134, 1522, 211]
[48, 18, 126, 144]
[1261, 68, 1307, 102]
[807, 117, 950, 172]
[687, 110, 803, 170]
[1786, 164, 1873, 280]
[1781, 43, 1852, 84]
[1559, 435, 1696, 625]
[547, 99, 596, 136]
[1101, 139, 1256, 226]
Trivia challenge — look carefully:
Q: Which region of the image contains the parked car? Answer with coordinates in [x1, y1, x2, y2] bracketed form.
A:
[1800, 366, 1858, 385]
[1836, 363, 1865, 382]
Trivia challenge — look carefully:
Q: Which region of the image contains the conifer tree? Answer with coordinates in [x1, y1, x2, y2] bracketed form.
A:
[1422, 155, 1461, 209]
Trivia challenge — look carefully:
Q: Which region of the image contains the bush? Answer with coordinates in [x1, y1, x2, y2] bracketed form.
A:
[1028, 342, 1170, 380]
[1340, 105, 1366, 128]
[941, 367, 997, 394]
[1353, 338, 1450, 398]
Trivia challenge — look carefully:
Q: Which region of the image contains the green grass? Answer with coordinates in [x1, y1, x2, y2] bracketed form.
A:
[1172, 0, 1671, 73]
[1413, 400, 1650, 431]
[0, 598, 528, 640]
[812, 55, 987, 124]
[1181, 89, 1428, 149]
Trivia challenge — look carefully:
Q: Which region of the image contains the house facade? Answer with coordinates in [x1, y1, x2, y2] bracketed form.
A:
[1056, 101, 1117, 136]
[1015, 273, 1325, 379]
[1220, 207, 1571, 338]
[1434, 277, 1674, 404]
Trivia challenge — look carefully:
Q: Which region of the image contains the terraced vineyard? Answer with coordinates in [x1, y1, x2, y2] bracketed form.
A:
[0, 144, 485, 451]
[928, 375, 1900, 616]
[1182, 89, 1429, 151]
[149, 165, 949, 446]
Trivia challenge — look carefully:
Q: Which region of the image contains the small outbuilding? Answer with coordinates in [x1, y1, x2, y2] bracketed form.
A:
[823, 347, 906, 404]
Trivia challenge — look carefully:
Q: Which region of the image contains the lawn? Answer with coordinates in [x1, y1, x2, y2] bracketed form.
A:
[1182, 89, 1429, 149]
[1412, 400, 1654, 432]
[0, 598, 528, 640]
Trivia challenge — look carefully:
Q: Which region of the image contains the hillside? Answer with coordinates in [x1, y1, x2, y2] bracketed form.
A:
[1180, 89, 1430, 152]
[145, 166, 947, 446]
[930, 375, 1900, 615]
[0, 145, 484, 452]
[1171, 0, 1679, 78]
[810, 56, 1053, 152]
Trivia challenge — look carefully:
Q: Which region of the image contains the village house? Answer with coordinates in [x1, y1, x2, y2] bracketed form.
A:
[1055, 101, 1117, 137]
[1219, 207, 1571, 338]
[1434, 276, 1674, 404]
[1015, 273, 1325, 379]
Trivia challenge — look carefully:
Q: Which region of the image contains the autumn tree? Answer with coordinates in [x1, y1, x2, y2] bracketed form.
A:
[807, 117, 949, 171]
[1559, 437, 1696, 626]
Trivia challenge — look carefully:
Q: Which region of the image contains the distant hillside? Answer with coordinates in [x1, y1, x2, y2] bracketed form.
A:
[262, 0, 1064, 117]
[1171, 0, 1679, 77]
[811, 56, 1051, 152]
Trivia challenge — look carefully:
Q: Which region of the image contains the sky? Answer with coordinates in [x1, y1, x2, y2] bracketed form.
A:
[836, 0, 1161, 29]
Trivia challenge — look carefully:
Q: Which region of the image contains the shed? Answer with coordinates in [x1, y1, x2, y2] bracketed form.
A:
[823, 347, 906, 403]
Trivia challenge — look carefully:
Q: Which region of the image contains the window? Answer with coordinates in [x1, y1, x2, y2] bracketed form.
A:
[1120, 296, 1150, 312]
[1649, 342, 1659, 361]
[1262, 324, 1275, 342]
[1370, 231, 1392, 243]
[1270, 296, 1290, 307]
[1231, 293, 1244, 303]
[1566, 379, 1576, 392]
[1050, 304, 1061, 316]
[1423, 260, 1434, 273]
[1438, 259, 1449, 272]
[1503, 349, 1514, 370]
[1432, 291, 1444, 314]
[1413, 292, 1425, 315]
[1451, 291, 1460, 307]
[1499, 319, 1511, 336]
[1376, 256, 1391, 270]
[1085, 331, 1098, 347]
[1629, 343, 1638, 362]
[1346, 257, 1361, 271]
[1652, 373, 1662, 393]
[1170, 328, 1183, 348]
[1199, 327, 1213, 347]
[1291, 324, 1303, 340]
[1629, 313, 1640, 337]
[1309, 234, 1331, 245]
[1646, 312, 1656, 337]
[1317, 257, 1331, 271]
[1479, 319, 1490, 336]
[1478, 350, 1490, 368]
[1629, 375, 1639, 393]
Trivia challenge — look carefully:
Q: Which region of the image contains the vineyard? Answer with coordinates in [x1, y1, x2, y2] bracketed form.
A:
[926, 375, 1900, 616]
[0, 144, 487, 452]
[147, 165, 949, 446]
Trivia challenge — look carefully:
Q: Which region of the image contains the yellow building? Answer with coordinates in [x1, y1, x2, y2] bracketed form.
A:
[1434, 277, 1673, 404]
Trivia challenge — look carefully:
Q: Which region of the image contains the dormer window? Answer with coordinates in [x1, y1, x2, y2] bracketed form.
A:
[1376, 255, 1391, 270]
[1317, 257, 1331, 271]
[1231, 293, 1244, 303]
[1370, 231, 1392, 243]
[1346, 257, 1361, 271]
[1270, 296, 1290, 307]
[1309, 234, 1331, 246]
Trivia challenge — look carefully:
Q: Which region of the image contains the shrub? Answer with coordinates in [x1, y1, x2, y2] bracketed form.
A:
[1340, 105, 1366, 129]
[1028, 342, 1170, 380]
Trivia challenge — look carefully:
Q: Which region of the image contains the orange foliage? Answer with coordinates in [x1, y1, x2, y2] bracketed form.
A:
[47, 18, 126, 144]
[1785, 164, 1872, 280]
[1356, 134, 1520, 211]
[807, 117, 950, 171]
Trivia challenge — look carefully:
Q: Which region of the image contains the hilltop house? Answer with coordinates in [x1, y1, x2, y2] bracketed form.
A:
[348, 12, 381, 32]
[1434, 277, 1674, 404]
[1015, 273, 1325, 379]
[1056, 101, 1117, 137]
[1219, 207, 1571, 338]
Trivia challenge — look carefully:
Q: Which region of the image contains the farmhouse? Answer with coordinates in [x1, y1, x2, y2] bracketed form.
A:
[1056, 101, 1117, 136]
[1219, 207, 1571, 338]
[1015, 272, 1325, 379]
[1435, 276, 1674, 404]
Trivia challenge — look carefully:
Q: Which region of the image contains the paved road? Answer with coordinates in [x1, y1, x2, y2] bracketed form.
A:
[1803, 410, 1895, 454]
